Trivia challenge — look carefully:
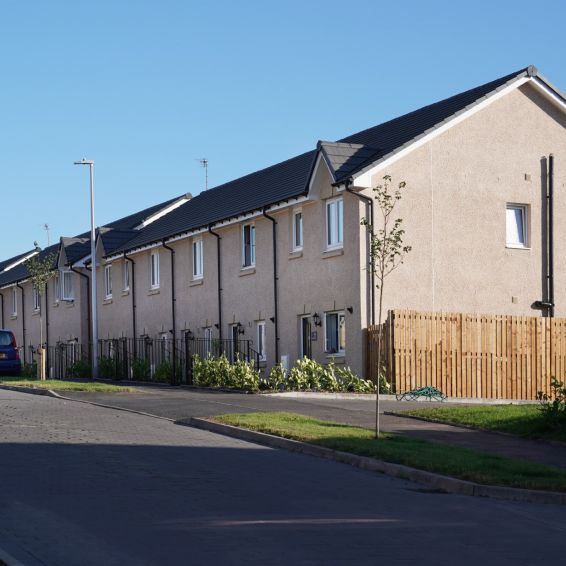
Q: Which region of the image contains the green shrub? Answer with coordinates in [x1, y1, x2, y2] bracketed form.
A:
[132, 358, 150, 381]
[98, 356, 118, 379]
[192, 354, 259, 391]
[154, 361, 173, 383]
[67, 358, 91, 379]
[264, 363, 287, 390]
[21, 361, 38, 379]
[538, 378, 566, 425]
[231, 357, 260, 391]
[335, 365, 374, 393]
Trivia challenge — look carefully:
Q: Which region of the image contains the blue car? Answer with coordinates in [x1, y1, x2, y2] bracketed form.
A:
[0, 329, 21, 376]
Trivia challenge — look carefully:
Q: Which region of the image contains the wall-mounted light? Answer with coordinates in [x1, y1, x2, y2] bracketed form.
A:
[312, 312, 322, 327]
[347, 306, 354, 314]
[186, 329, 194, 340]
[269, 316, 275, 323]
[214, 323, 219, 329]
[236, 322, 245, 335]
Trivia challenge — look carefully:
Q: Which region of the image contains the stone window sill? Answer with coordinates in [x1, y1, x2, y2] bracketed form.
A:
[103, 298, 113, 305]
[121, 289, 130, 296]
[10, 315, 17, 320]
[148, 288, 160, 296]
[288, 250, 303, 260]
[239, 267, 256, 277]
[189, 278, 204, 287]
[322, 248, 344, 259]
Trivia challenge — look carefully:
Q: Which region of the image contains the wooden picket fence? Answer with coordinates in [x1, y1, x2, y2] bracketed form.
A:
[367, 310, 566, 400]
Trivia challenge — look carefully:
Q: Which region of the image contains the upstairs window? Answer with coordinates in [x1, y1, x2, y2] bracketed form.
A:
[193, 239, 204, 279]
[123, 261, 130, 291]
[104, 264, 113, 299]
[506, 204, 528, 248]
[54, 272, 61, 302]
[326, 198, 343, 249]
[33, 285, 41, 311]
[150, 251, 160, 289]
[325, 311, 345, 355]
[293, 210, 303, 250]
[62, 270, 74, 300]
[11, 287, 17, 316]
[242, 223, 256, 268]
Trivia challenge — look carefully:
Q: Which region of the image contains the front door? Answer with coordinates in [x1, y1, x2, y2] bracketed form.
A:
[301, 316, 312, 359]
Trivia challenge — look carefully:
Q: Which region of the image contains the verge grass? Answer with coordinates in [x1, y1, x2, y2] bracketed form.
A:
[0, 376, 134, 393]
[213, 411, 566, 492]
[401, 405, 566, 443]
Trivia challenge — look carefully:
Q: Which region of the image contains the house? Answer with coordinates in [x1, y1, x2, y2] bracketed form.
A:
[1, 65, 564, 381]
[0, 195, 190, 368]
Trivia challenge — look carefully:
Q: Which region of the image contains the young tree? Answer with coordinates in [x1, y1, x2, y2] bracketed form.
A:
[362, 175, 411, 438]
[25, 251, 57, 380]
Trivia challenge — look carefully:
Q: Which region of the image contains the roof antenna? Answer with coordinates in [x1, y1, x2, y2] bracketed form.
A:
[43, 223, 50, 246]
[197, 158, 208, 191]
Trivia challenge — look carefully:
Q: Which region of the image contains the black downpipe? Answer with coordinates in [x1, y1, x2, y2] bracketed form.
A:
[262, 208, 280, 363]
[162, 241, 177, 384]
[70, 265, 91, 351]
[16, 283, 26, 363]
[549, 154, 555, 318]
[124, 253, 136, 355]
[208, 225, 223, 340]
[345, 179, 375, 325]
[0, 292, 4, 328]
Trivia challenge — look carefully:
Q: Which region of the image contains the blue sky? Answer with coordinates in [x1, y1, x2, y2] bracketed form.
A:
[1, 0, 564, 259]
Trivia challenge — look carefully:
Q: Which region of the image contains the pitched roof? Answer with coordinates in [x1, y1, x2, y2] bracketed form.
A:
[0, 195, 187, 286]
[333, 66, 538, 180]
[111, 149, 318, 254]
[0, 244, 60, 288]
[109, 66, 547, 257]
[61, 237, 90, 265]
[0, 250, 37, 274]
[98, 228, 138, 256]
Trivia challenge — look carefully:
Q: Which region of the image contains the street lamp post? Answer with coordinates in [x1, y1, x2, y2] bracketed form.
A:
[74, 159, 98, 379]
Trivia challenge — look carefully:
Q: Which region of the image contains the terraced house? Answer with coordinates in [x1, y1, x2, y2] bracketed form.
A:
[1, 65, 564, 381]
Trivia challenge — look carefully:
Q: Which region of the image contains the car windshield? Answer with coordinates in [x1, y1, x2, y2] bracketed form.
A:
[0, 331, 13, 346]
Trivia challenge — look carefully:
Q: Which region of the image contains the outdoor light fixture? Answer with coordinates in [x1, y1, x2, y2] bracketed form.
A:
[236, 322, 245, 335]
[312, 312, 322, 327]
[347, 306, 354, 314]
[269, 316, 275, 323]
[186, 329, 194, 340]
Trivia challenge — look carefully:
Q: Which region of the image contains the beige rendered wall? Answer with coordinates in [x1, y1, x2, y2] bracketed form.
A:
[359, 83, 566, 320]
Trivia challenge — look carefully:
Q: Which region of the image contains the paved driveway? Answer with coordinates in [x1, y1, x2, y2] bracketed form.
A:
[1, 388, 565, 565]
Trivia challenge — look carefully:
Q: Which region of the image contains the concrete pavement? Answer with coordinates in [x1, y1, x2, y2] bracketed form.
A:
[64, 386, 566, 469]
[1, 388, 566, 565]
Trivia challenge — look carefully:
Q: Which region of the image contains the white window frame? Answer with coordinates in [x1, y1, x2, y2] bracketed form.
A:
[11, 287, 17, 316]
[324, 310, 346, 355]
[150, 251, 160, 289]
[241, 223, 256, 268]
[104, 264, 113, 299]
[326, 197, 344, 250]
[506, 204, 529, 249]
[33, 285, 41, 311]
[257, 321, 266, 361]
[61, 269, 74, 301]
[123, 261, 130, 291]
[293, 209, 303, 251]
[54, 272, 60, 302]
[192, 238, 204, 279]
[204, 327, 213, 355]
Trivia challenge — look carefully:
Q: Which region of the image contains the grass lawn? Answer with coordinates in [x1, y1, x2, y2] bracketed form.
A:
[401, 405, 566, 443]
[0, 376, 134, 393]
[213, 411, 566, 492]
